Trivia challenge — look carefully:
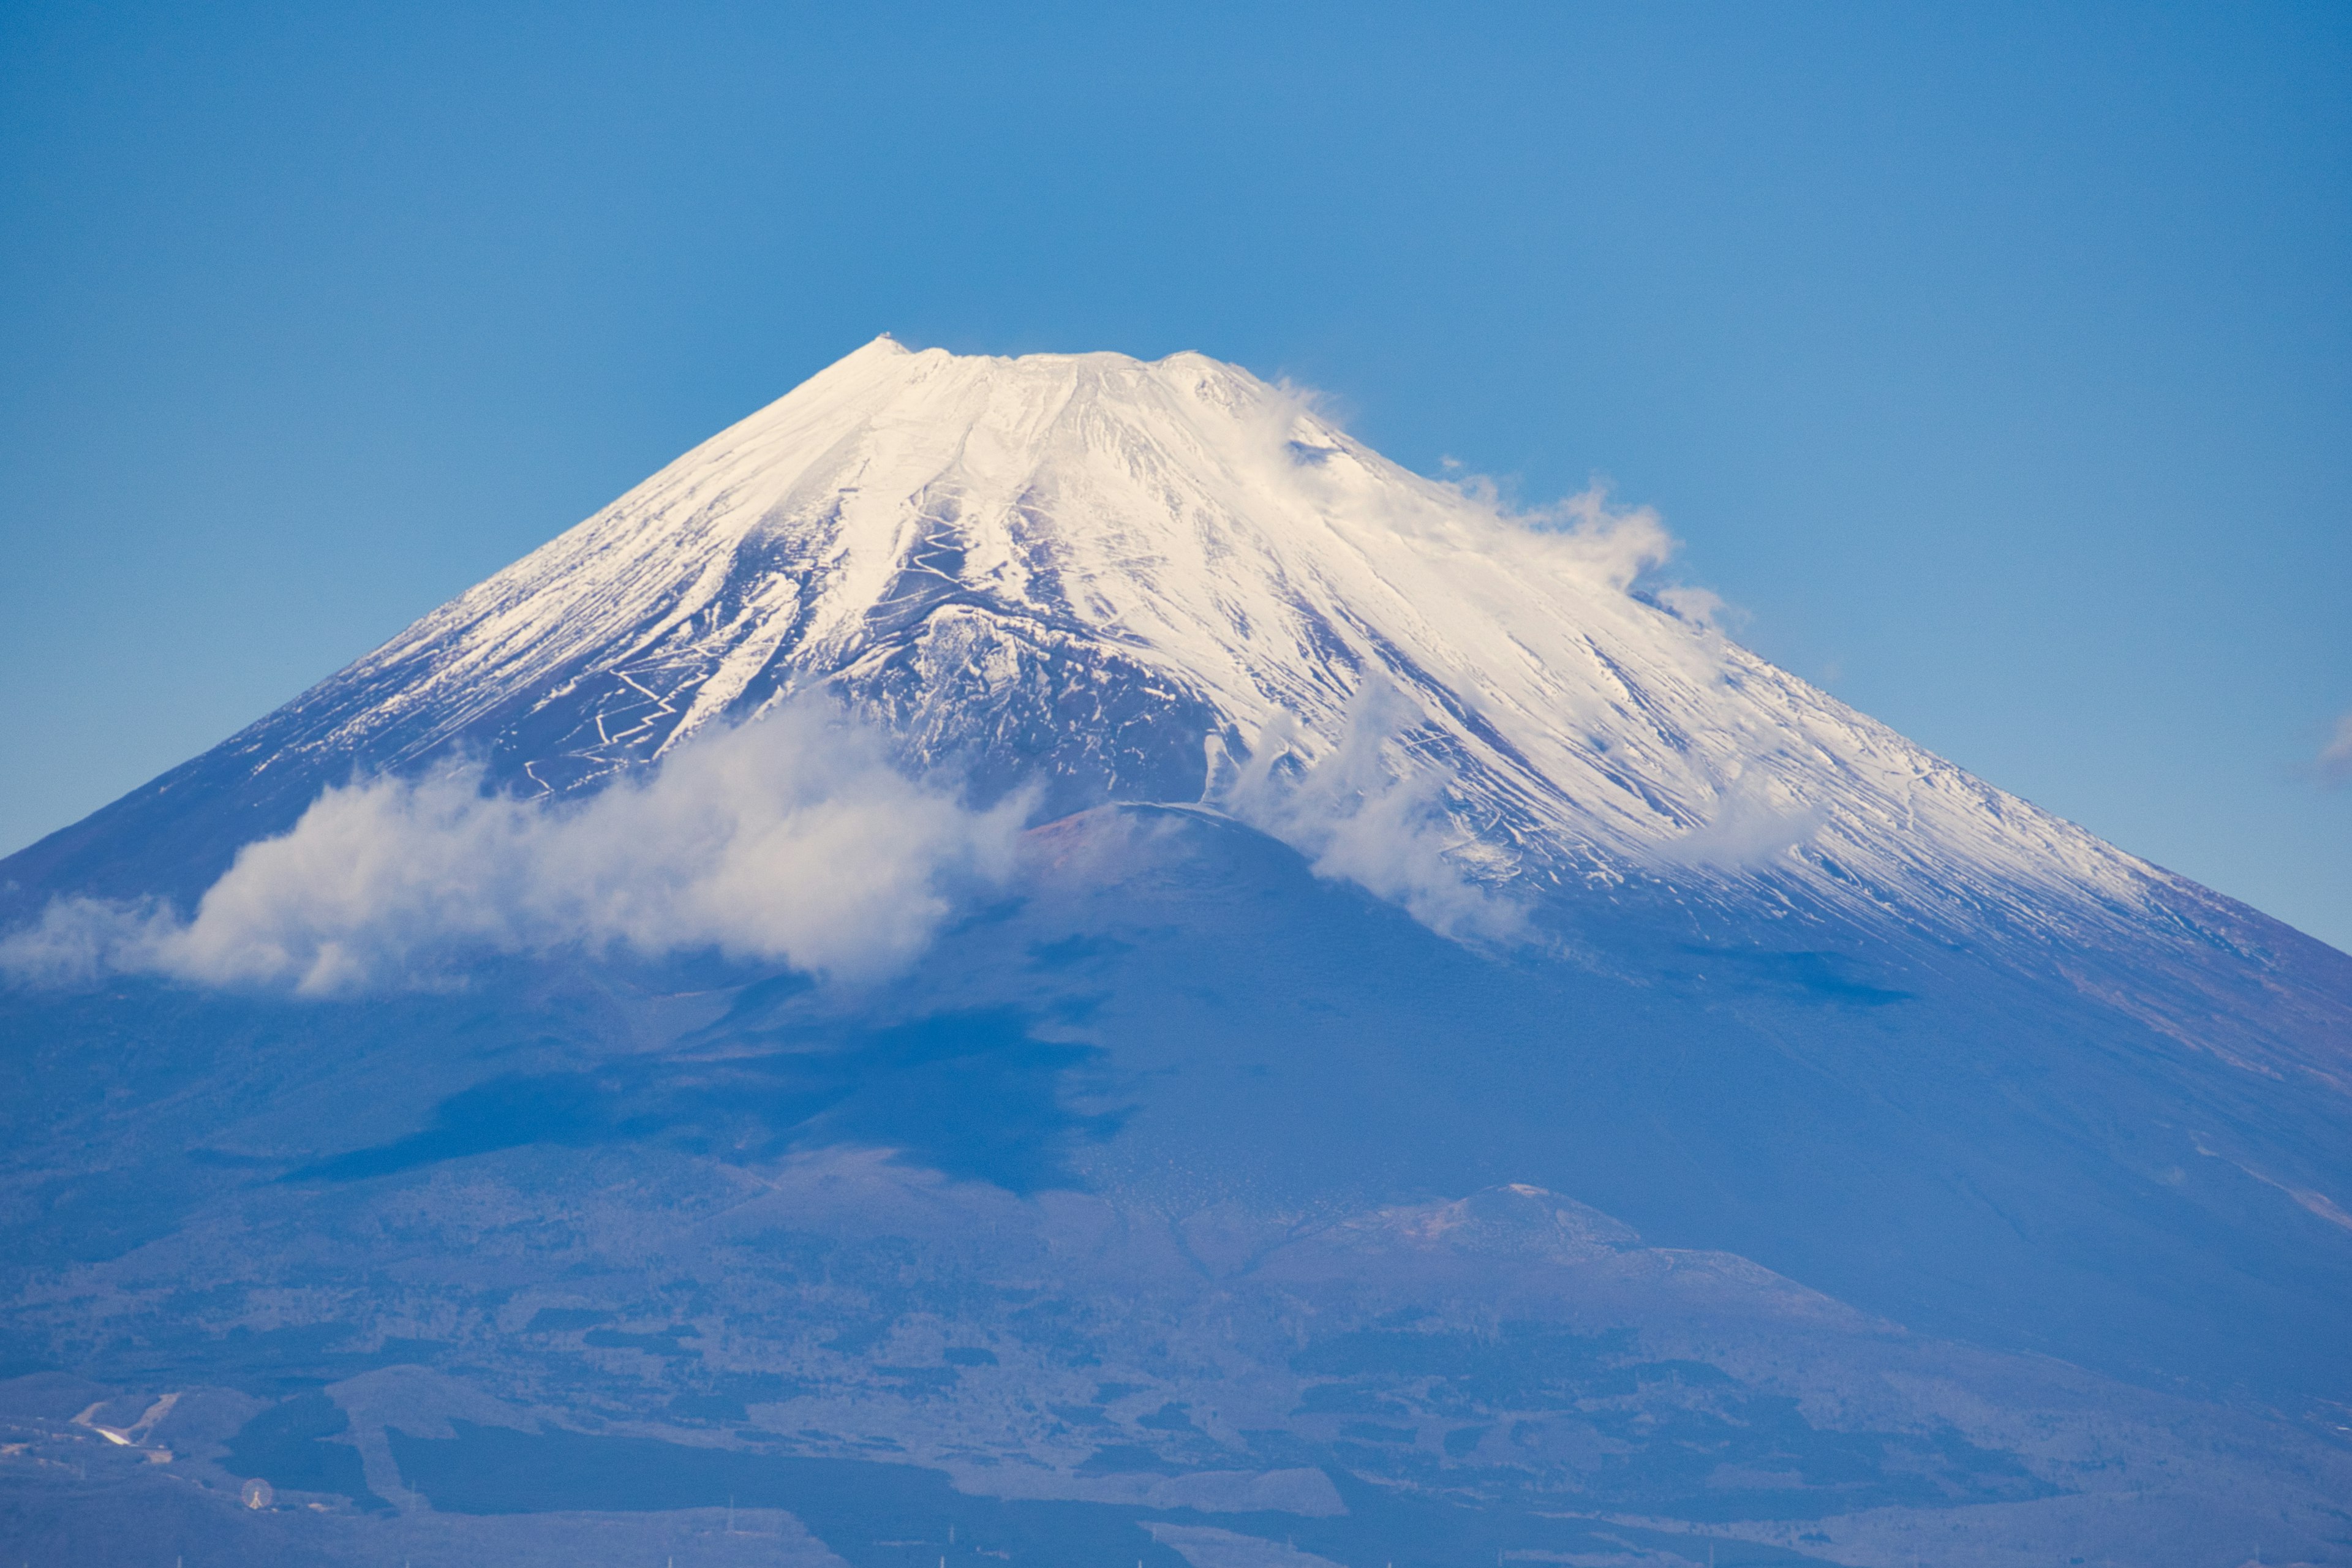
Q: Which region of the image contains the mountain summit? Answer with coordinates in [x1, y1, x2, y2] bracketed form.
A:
[4, 342, 2350, 1566]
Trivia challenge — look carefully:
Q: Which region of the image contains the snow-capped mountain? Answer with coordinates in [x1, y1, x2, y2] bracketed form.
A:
[3, 339, 2259, 945]
[223, 336, 2166, 916]
[6, 339, 2351, 1566]
[20, 337, 2343, 1086]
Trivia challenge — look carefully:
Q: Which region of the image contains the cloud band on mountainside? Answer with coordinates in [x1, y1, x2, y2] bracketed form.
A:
[2, 684, 1532, 998]
[0, 708, 1027, 994]
[1218, 675, 1523, 941]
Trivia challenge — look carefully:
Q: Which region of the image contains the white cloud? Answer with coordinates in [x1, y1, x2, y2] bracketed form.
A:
[0, 707, 1025, 995]
[1656, 778, 1825, 872]
[1654, 582, 1736, 631]
[1440, 467, 1734, 626]
[1248, 385, 1721, 619]
[2320, 711, 2352, 788]
[1218, 674, 1523, 942]
[1508, 483, 1680, 594]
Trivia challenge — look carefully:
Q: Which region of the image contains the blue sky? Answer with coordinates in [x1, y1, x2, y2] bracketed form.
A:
[2, 1, 2346, 949]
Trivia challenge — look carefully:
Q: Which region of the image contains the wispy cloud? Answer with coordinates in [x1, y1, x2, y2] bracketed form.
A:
[1434, 466, 1732, 625]
[1218, 674, 1523, 941]
[1248, 380, 1724, 623]
[1654, 777, 1825, 872]
[0, 707, 1025, 994]
[2320, 711, 2352, 788]
[1502, 482, 1679, 595]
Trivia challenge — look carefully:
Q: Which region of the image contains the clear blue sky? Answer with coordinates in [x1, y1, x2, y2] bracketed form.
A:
[3, 2, 2347, 949]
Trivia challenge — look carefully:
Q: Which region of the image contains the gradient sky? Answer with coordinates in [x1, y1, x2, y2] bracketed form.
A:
[2, 1, 2347, 949]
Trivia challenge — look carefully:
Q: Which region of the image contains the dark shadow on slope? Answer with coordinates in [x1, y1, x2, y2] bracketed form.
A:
[220, 1389, 391, 1510]
[1673, 946, 1915, 1006]
[284, 1008, 1120, 1194]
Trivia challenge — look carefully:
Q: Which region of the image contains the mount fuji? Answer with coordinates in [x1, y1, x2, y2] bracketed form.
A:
[2, 339, 2348, 1567]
